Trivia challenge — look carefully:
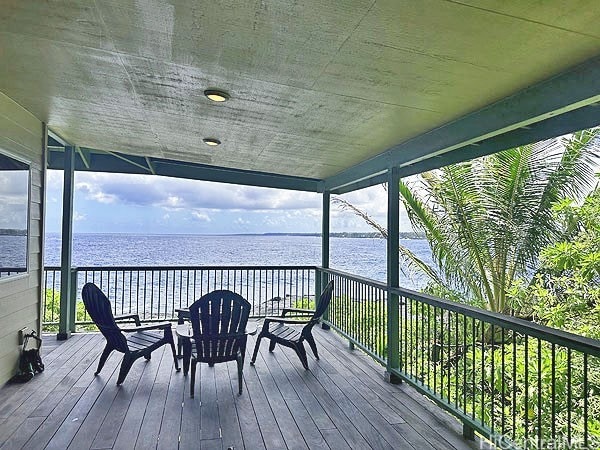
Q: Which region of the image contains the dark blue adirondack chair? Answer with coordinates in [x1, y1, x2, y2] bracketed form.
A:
[82, 283, 179, 385]
[188, 290, 251, 396]
[251, 280, 334, 370]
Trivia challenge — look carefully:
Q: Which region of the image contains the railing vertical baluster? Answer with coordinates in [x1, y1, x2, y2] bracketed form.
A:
[583, 353, 588, 449]
[129, 270, 132, 315]
[551, 343, 556, 443]
[463, 315, 468, 413]
[455, 312, 459, 408]
[481, 321, 485, 429]
[512, 330, 517, 441]
[567, 348, 572, 446]
[433, 306, 437, 394]
[525, 334, 529, 446]
[447, 311, 451, 404]
[537, 338, 542, 446]
[491, 323, 495, 433]
[440, 309, 445, 400]
[178, 269, 183, 319]
[428, 303, 432, 388]
[501, 327, 506, 436]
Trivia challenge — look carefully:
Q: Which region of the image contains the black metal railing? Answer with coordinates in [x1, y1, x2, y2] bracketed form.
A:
[43, 265, 316, 326]
[0, 267, 27, 278]
[42, 264, 600, 448]
[318, 267, 600, 450]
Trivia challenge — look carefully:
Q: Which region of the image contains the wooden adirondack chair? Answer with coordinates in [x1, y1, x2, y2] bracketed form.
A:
[251, 280, 334, 370]
[82, 282, 179, 385]
[188, 290, 251, 396]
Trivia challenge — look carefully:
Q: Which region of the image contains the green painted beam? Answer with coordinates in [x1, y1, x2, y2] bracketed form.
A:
[325, 56, 600, 192]
[47, 148, 322, 192]
[47, 129, 71, 147]
[331, 104, 600, 193]
[153, 159, 321, 192]
[385, 167, 401, 383]
[145, 157, 156, 175]
[77, 146, 90, 169]
[57, 145, 75, 340]
[321, 191, 331, 329]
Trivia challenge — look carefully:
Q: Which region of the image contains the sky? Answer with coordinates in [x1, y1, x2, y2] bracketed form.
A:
[0, 170, 29, 230]
[44, 170, 413, 234]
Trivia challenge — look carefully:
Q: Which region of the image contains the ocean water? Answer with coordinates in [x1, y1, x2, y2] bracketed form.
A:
[43, 233, 433, 289]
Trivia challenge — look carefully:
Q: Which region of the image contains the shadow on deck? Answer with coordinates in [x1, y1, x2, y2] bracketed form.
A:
[0, 325, 481, 449]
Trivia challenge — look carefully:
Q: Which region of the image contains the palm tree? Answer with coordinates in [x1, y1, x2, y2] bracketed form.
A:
[334, 129, 599, 313]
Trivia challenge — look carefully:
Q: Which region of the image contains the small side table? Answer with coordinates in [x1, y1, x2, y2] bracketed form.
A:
[174, 308, 190, 357]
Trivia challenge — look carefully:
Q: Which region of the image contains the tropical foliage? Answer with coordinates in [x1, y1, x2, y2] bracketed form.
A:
[335, 129, 599, 314]
[515, 184, 600, 339]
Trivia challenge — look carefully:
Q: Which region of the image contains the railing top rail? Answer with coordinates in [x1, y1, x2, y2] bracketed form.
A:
[318, 266, 600, 357]
[318, 267, 388, 290]
[44, 265, 317, 271]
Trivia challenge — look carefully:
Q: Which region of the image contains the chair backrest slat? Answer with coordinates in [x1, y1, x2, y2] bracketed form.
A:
[302, 280, 334, 336]
[82, 283, 129, 353]
[312, 280, 334, 320]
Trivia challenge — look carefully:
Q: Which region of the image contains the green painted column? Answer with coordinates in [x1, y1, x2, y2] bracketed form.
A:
[321, 190, 331, 329]
[385, 167, 402, 383]
[57, 146, 75, 340]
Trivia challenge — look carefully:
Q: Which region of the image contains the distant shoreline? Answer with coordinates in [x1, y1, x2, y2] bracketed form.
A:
[0, 229, 27, 236]
[45, 231, 425, 239]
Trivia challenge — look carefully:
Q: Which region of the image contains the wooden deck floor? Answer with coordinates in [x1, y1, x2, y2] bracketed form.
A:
[0, 326, 481, 450]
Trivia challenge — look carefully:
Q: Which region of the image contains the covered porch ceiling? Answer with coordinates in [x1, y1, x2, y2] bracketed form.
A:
[1, 1, 599, 193]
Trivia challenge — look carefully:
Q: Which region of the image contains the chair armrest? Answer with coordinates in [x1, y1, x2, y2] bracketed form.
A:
[114, 314, 141, 326]
[263, 316, 311, 326]
[282, 308, 315, 317]
[121, 322, 172, 332]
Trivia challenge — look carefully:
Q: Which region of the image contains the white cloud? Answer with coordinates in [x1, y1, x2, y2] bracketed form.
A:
[73, 212, 86, 221]
[70, 172, 321, 212]
[191, 211, 211, 222]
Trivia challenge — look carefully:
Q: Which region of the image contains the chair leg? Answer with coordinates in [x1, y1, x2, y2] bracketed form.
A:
[269, 340, 276, 352]
[190, 358, 197, 398]
[166, 333, 180, 372]
[294, 343, 309, 370]
[95, 345, 113, 375]
[305, 334, 319, 360]
[250, 334, 263, 365]
[117, 354, 135, 385]
[237, 354, 243, 395]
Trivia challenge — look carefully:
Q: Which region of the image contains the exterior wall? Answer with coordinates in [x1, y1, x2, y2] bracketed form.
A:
[0, 92, 45, 385]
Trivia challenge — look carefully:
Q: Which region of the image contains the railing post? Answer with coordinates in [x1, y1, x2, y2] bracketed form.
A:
[462, 424, 475, 441]
[58, 145, 75, 340]
[321, 190, 331, 330]
[69, 268, 78, 333]
[385, 167, 402, 384]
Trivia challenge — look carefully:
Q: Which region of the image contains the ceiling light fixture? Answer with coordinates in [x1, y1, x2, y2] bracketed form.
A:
[204, 89, 230, 102]
[203, 138, 221, 146]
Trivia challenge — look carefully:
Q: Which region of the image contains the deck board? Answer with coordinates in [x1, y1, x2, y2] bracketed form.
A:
[0, 327, 482, 449]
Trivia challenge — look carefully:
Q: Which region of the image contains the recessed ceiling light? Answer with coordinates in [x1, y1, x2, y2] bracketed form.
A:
[203, 138, 221, 146]
[204, 89, 230, 102]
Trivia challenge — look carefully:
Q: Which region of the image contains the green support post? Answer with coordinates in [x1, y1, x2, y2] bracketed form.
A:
[385, 167, 402, 384]
[69, 268, 78, 333]
[57, 146, 75, 340]
[321, 190, 331, 330]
